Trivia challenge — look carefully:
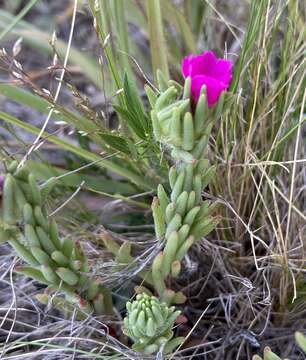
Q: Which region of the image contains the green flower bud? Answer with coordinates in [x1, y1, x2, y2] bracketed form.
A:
[123, 293, 182, 354]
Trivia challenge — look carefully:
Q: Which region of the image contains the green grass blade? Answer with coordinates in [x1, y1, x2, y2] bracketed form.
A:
[0, 111, 154, 190]
[27, 161, 134, 195]
[230, 0, 267, 93]
[163, 0, 197, 54]
[0, 84, 104, 145]
[147, 0, 169, 81]
[112, 0, 134, 79]
[0, 10, 104, 90]
[87, 188, 150, 209]
[87, 0, 124, 102]
[0, 0, 40, 40]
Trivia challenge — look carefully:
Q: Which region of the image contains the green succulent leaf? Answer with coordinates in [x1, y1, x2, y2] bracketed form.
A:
[295, 332, 306, 353]
[1, 164, 113, 316]
[124, 293, 182, 354]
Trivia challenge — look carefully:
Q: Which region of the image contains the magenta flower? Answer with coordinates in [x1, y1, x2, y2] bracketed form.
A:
[182, 51, 233, 107]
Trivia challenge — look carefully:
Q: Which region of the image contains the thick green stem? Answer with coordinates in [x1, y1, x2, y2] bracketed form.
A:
[148, 79, 219, 304]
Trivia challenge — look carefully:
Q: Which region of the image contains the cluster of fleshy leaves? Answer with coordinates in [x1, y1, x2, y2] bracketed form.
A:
[0, 161, 113, 316]
[123, 293, 183, 355]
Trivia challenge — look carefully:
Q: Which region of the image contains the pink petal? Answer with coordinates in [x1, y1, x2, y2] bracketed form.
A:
[191, 75, 228, 107]
[182, 51, 217, 77]
[213, 59, 233, 85]
[193, 51, 217, 77]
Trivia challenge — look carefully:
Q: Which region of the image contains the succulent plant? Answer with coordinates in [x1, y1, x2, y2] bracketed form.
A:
[122, 74, 226, 353]
[123, 293, 183, 354]
[253, 347, 283, 360]
[0, 161, 113, 315]
[146, 74, 222, 304]
[253, 332, 306, 360]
